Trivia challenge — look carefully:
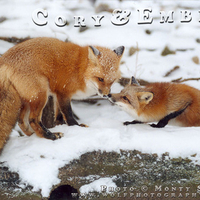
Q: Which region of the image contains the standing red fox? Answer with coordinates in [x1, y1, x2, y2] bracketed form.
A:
[109, 76, 200, 128]
[0, 37, 124, 151]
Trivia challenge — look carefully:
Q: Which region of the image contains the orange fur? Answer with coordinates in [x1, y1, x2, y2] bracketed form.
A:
[0, 69, 21, 151]
[111, 81, 200, 127]
[0, 37, 124, 150]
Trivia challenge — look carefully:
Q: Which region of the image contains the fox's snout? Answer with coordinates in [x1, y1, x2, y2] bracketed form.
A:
[108, 94, 116, 103]
[98, 89, 111, 98]
[107, 94, 112, 98]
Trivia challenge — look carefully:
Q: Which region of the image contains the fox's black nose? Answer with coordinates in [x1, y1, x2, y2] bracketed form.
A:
[102, 94, 111, 98]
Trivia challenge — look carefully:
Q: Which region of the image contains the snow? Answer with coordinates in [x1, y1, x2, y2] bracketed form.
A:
[1, 101, 200, 196]
[80, 177, 117, 193]
[0, 0, 200, 197]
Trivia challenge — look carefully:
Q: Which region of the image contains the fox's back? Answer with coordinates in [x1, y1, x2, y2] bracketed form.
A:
[0, 38, 89, 95]
[1, 37, 88, 74]
[140, 82, 200, 126]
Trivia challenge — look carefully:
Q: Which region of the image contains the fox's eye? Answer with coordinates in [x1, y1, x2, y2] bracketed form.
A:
[98, 77, 104, 82]
[122, 96, 131, 104]
[123, 96, 128, 101]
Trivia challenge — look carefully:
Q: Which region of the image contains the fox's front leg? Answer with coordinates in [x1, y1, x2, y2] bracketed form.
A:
[55, 108, 80, 126]
[57, 96, 87, 127]
[124, 120, 143, 126]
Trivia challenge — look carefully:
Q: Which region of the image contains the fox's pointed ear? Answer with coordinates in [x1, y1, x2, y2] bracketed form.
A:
[113, 46, 125, 56]
[137, 92, 153, 104]
[89, 46, 100, 56]
[88, 46, 101, 61]
[130, 76, 140, 86]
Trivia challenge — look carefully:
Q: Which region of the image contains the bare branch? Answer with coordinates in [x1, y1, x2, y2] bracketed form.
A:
[0, 36, 31, 44]
[172, 77, 200, 83]
[164, 66, 180, 77]
[118, 77, 150, 87]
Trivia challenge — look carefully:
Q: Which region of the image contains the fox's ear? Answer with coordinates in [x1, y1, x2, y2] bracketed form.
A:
[113, 46, 125, 57]
[130, 76, 140, 86]
[137, 92, 153, 104]
[88, 46, 100, 57]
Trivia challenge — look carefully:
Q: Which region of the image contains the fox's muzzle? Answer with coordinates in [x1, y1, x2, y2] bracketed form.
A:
[108, 94, 116, 103]
[98, 89, 111, 98]
[107, 94, 112, 98]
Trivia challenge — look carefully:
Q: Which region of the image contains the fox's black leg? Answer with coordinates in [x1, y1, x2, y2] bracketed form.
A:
[57, 95, 88, 127]
[150, 105, 189, 128]
[59, 99, 79, 126]
[56, 112, 65, 125]
[56, 110, 79, 125]
[124, 120, 143, 126]
[150, 120, 168, 128]
[38, 121, 63, 140]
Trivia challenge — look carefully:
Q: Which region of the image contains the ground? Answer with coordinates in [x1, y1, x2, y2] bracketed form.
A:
[0, 0, 200, 199]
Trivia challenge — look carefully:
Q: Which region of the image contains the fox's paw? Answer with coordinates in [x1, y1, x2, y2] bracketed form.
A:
[124, 120, 143, 126]
[123, 121, 131, 126]
[150, 123, 164, 128]
[79, 123, 89, 127]
[53, 132, 64, 139]
[44, 131, 63, 140]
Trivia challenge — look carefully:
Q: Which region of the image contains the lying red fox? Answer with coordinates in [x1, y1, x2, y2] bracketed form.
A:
[109, 76, 200, 128]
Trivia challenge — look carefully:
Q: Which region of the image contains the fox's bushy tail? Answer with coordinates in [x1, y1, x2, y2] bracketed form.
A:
[0, 79, 21, 152]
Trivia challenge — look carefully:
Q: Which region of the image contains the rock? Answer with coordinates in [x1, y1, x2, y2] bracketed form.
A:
[0, 36, 31, 44]
[0, 164, 42, 200]
[0, 17, 6, 23]
[52, 150, 200, 199]
[161, 46, 176, 56]
[145, 29, 152, 35]
[196, 38, 200, 43]
[49, 185, 79, 200]
[192, 56, 199, 64]
[1, 150, 200, 199]
[129, 46, 140, 56]
[79, 26, 89, 33]
[95, 4, 113, 13]
[118, 77, 150, 87]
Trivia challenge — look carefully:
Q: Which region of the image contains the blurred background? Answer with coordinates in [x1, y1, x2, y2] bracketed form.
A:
[0, 0, 200, 84]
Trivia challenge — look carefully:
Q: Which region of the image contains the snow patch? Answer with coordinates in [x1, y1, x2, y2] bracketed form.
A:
[0, 0, 200, 198]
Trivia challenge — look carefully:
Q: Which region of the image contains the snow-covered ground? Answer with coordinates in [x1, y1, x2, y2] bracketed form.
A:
[0, 0, 200, 197]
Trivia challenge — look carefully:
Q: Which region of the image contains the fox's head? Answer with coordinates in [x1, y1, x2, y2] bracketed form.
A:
[109, 76, 153, 118]
[85, 45, 124, 98]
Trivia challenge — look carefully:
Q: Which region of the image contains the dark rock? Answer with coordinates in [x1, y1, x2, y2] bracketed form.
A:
[0, 17, 6, 23]
[0, 36, 31, 44]
[161, 46, 176, 56]
[1, 150, 200, 199]
[95, 4, 113, 13]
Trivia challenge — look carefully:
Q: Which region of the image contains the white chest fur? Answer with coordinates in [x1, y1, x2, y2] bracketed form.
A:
[116, 102, 152, 123]
[72, 80, 98, 100]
